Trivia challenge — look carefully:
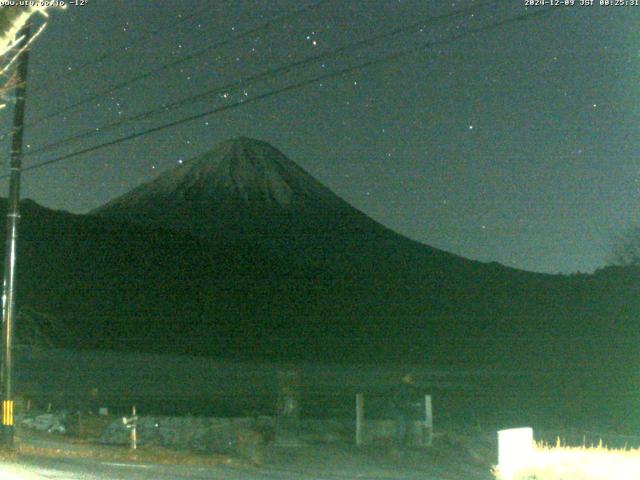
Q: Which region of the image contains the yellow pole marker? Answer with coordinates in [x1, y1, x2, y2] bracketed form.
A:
[2, 400, 13, 426]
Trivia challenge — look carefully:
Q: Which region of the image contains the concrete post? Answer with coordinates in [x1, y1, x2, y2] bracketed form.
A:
[275, 368, 302, 446]
[355, 393, 364, 446]
[424, 394, 433, 447]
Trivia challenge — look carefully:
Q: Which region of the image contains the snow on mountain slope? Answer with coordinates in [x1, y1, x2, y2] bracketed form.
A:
[92, 137, 406, 243]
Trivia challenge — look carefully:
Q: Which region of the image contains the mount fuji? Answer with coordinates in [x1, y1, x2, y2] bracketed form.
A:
[93, 137, 444, 255]
[0, 138, 633, 375]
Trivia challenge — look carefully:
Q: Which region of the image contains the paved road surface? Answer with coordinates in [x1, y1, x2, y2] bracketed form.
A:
[0, 456, 457, 480]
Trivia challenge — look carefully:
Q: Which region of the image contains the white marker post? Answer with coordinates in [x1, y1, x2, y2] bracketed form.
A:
[130, 406, 137, 450]
[123, 406, 138, 450]
[497, 427, 534, 479]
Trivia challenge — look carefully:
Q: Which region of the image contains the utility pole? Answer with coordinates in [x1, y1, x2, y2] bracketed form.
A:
[0, 23, 31, 449]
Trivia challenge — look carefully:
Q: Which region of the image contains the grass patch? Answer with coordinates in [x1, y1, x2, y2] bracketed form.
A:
[494, 440, 640, 480]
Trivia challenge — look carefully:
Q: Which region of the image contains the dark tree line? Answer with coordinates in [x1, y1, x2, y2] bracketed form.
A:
[610, 225, 640, 267]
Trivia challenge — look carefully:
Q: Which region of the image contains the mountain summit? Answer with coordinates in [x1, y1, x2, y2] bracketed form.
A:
[99, 137, 338, 209]
[93, 137, 398, 242]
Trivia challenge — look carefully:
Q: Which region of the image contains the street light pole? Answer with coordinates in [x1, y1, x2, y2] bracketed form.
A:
[1, 23, 31, 449]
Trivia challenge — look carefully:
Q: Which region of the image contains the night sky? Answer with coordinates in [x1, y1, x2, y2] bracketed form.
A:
[1, 0, 638, 274]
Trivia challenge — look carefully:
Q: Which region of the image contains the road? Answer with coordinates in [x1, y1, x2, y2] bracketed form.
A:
[0, 456, 456, 480]
[1, 457, 316, 479]
[12, 427, 493, 480]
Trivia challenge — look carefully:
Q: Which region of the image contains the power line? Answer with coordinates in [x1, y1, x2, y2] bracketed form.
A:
[2, 0, 328, 138]
[3, 6, 558, 179]
[24, 0, 499, 159]
[14, 7, 557, 176]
